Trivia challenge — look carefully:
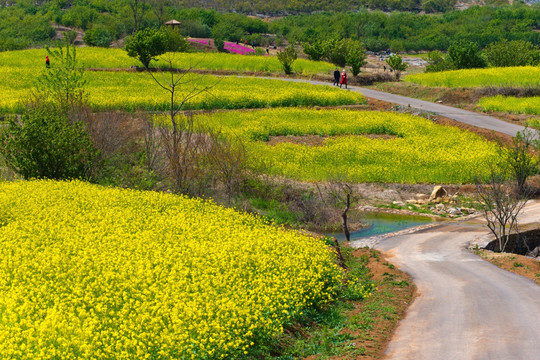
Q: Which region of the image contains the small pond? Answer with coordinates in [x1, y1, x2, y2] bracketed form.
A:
[331, 212, 436, 242]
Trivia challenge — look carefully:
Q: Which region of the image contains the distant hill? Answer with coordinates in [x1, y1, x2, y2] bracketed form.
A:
[180, 0, 537, 14]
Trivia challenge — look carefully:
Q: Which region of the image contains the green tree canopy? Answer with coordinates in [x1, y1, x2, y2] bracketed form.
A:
[125, 28, 167, 68]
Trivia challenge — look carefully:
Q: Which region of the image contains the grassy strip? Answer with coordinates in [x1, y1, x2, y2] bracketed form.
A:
[248, 246, 415, 359]
[475, 249, 540, 285]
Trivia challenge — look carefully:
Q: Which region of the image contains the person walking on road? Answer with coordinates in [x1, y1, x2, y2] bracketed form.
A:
[333, 68, 340, 86]
[339, 69, 347, 89]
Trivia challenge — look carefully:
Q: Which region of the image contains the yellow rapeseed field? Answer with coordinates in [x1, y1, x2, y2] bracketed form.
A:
[406, 66, 540, 88]
[478, 95, 540, 115]
[169, 108, 500, 184]
[0, 180, 343, 359]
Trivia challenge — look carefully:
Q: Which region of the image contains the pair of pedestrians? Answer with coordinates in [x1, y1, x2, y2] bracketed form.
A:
[333, 68, 347, 88]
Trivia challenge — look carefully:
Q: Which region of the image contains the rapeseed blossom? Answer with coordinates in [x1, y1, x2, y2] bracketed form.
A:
[406, 66, 540, 88]
[0, 180, 343, 359]
[159, 108, 500, 184]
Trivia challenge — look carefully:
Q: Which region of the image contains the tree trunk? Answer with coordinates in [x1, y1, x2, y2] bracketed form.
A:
[342, 193, 350, 242]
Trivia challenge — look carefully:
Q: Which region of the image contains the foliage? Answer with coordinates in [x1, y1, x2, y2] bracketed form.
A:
[214, 37, 225, 52]
[497, 127, 540, 195]
[425, 50, 455, 72]
[0, 38, 97, 180]
[422, 0, 456, 13]
[303, 41, 327, 61]
[0, 102, 97, 180]
[347, 43, 367, 77]
[303, 39, 367, 72]
[276, 5, 540, 53]
[386, 54, 408, 80]
[447, 39, 487, 70]
[0, 179, 343, 359]
[161, 27, 189, 52]
[483, 40, 540, 67]
[83, 26, 113, 47]
[168, 108, 501, 184]
[124, 28, 167, 68]
[2, 3, 540, 54]
[40, 39, 86, 110]
[211, 21, 243, 43]
[406, 66, 540, 88]
[277, 45, 298, 74]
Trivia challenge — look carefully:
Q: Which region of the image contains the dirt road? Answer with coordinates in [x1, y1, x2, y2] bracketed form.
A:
[350, 201, 540, 359]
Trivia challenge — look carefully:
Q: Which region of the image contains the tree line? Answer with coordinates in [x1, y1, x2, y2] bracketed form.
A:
[1, 1, 538, 52]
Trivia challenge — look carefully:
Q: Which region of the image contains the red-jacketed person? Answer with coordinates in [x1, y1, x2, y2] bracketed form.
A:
[339, 69, 347, 89]
[45, 55, 50, 68]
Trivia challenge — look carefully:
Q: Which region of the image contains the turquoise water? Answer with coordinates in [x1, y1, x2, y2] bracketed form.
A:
[333, 212, 435, 241]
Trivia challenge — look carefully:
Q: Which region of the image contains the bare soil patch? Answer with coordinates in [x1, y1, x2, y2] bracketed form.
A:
[266, 134, 398, 146]
[477, 249, 540, 285]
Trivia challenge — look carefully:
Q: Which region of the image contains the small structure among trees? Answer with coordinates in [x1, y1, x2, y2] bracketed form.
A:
[165, 19, 181, 31]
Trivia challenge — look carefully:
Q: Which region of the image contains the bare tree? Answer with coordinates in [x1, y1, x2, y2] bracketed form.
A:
[328, 180, 357, 242]
[146, 55, 218, 193]
[205, 130, 248, 201]
[149, 0, 172, 26]
[128, 0, 148, 32]
[476, 172, 530, 253]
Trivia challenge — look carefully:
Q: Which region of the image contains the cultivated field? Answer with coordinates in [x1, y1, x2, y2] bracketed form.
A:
[169, 108, 500, 184]
[0, 180, 345, 359]
[0, 69, 365, 112]
[406, 66, 540, 88]
[0, 48, 335, 75]
[479, 95, 540, 115]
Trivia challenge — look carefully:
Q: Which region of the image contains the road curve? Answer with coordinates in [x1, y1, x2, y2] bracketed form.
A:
[350, 201, 540, 360]
[258, 77, 526, 137]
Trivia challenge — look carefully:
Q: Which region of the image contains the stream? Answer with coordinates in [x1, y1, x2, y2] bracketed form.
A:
[332, 212, 436, 242]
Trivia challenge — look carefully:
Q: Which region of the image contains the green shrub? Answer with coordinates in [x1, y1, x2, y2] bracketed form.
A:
[83, 27, 113, 47]
[0, 102, 97, 180]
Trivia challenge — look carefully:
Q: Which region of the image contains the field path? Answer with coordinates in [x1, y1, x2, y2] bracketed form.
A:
[350, 201, 540, 359]
[264, 77, 526, 137]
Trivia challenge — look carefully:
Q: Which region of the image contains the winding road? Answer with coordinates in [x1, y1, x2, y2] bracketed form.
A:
[350, 201, 540, 360]
[266, 74, 540, 357]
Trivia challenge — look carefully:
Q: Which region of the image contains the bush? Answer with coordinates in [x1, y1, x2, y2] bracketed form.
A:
[425, 50, 455, 72]
[179, 20, 212, 38]
[83, 27, 113, 47]
[125, 28, 167, 68]
[347, 42, 367, 77]
[447, 39, 487, 70]
[162, 28, 189, 52]
[277, 45, 297, 74]
[483, 40, 540, 67]
[0, 102, 97, 180]
[214, 38, 225, 52]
